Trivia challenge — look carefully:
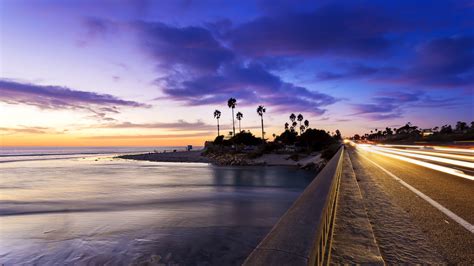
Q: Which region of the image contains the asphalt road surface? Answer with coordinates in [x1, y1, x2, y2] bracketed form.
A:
[346, 143, 474, 264]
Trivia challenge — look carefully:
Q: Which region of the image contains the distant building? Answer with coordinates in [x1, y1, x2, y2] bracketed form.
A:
[421, 129, 434, 137]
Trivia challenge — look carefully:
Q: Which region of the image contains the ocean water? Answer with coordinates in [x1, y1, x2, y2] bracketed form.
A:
[0, 146, 189, 163]
[0, 147, 314, 265]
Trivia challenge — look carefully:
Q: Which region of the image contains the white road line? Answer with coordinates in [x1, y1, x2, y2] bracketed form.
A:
[357, 152, 474, 234]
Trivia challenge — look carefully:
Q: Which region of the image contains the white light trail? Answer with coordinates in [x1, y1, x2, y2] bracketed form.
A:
[432, 146, 474, 154]
[371, 146, 474, 169]
[377, 144, 474, 155]
[379, 148, 474, 162]
[357, 145, 474, 181]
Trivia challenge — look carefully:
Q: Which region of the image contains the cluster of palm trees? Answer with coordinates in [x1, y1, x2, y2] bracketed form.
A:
[284, 113, 309, 135]
[213, 98, 266, 140]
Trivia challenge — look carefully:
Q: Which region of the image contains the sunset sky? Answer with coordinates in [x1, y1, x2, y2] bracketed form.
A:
[1, 0, 473, 146]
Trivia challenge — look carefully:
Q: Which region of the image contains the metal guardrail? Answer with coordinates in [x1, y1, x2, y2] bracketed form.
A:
[243, 146, 344, 266]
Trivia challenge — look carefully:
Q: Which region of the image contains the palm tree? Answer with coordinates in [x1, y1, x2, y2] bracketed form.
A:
[290, 113, 296, 123]
[300, 125, 305, 134]
[297, 114, 303, 134]
[304, 119, 309, 128]
[227, 98, 237, 136]
[257, 105, 266, 141]
[236, 111, 243, 132]
[284, 122, 289, 131]
[213, 109, 221, 136]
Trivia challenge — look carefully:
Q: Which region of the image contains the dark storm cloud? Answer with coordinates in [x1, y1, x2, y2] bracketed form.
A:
[0, 79, 149, 113]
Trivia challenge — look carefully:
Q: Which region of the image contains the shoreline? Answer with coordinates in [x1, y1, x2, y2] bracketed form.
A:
[118, 150, 212, 163]
[117, 150, 325, 170]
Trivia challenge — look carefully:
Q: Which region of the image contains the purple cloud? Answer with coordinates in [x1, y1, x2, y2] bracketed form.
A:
[317, 64, 400, 81]
[81, 132, 210, 139]
[126, 20, 339, 115]
[158, 62, 338, 115]
[376, 36, 474, 88]
[227, 4, 402, 58]
[99, 120, 216, 131]
[351, 91, 461, 120]
[0, 126, 52, 135]
[135, 21, 235, 73]
[0, 79, 149, 115]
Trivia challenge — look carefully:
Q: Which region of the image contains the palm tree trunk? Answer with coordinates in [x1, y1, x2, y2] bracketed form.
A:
[217, 119, 220, 136]
[239, 120, 241, 133]
[232, 108, 235, 136]
[299, 121, 302, 135]
[261, 116, 264, 141]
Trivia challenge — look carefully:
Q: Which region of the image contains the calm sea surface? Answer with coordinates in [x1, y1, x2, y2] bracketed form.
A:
[0, 147, 314, 265]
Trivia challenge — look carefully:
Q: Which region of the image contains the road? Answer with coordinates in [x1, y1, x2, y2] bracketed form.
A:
[345, 143, 474, 264]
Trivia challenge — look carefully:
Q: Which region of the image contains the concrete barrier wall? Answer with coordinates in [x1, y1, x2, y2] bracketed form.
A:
[243, 146, 344, 266]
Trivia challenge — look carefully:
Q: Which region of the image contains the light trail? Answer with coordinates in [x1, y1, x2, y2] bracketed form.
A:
[432, 146, 474, 154]
[377, 144, 474, 155]
[356, 145, 474, 181]
[378, 147, 474, 162]
[370, 146, 474, 169]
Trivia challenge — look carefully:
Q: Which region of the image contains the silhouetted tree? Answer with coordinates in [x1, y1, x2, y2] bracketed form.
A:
[290, 113, 296, 123]
[231, 131, 261, 146]
[456, 121, 468, 132]
[236, 111, 243, 132]
[300, 125, 305, 134]
[291, 121, 297, 132]
[298, 128, 336, 151]
[284, 122, 289, 131]
[257, 105, 266, 141]
[213, 109, 221, 136]
[275, 130, 298, 145]
[304, 120, 309, 128]
[227, 98, 237, 136]
[440, 124, 453, 134]
[334, 129, 342, 140]
[297, 114, 303, 134]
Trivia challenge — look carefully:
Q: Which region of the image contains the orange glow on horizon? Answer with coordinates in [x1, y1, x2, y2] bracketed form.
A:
[1, 134, 213, 147]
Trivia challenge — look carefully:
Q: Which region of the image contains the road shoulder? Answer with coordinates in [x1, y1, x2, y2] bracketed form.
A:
[331, 151, 384, 264]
